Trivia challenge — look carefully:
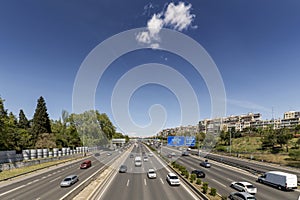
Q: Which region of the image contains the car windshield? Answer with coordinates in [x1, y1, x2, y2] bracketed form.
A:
[64, 178, 71, 181]
[170, 176, 178, 179]
[246, 185, 255, 188]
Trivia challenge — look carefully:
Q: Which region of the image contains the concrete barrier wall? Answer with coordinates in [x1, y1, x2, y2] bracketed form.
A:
[0, 147, 89, 165]
[0, 153, 84, 171]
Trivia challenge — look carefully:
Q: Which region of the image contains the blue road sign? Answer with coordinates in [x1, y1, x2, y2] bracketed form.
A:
[167, 136, 185, 146]
[185, 136, 196, 146]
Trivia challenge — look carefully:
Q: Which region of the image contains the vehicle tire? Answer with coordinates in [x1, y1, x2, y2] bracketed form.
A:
[278, 185, 282, 190]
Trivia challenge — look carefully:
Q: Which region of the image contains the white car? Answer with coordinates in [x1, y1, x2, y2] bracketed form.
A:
[147, 169, 157, 179]
[143, 156, 148, 162]
[166, 172, 180, 186]
[60, 175, 78, 187]
[230, 181, 257, 195]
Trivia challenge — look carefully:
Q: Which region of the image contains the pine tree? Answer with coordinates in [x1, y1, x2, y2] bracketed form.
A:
[18, 109, 30, 129]
[32, 96, 52, 146]
[0, 97, 8, 150]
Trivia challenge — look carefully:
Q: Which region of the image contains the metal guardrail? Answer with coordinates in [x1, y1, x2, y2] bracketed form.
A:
[190, 152, 265, 175]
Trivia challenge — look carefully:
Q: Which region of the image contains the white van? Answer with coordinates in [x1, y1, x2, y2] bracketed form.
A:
[258, 171, 298, 190]
[134, 156, 142, 167]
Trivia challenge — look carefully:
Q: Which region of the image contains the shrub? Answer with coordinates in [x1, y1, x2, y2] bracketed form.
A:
[202, 182, 208, 194]
[221, 195, 227, 200]
[210, 188, 217, 196]
[196, 178, 202, 185]
[184, 171, 189, 179]
[171, 161, 176, 167]
[190, 174, 196, 183]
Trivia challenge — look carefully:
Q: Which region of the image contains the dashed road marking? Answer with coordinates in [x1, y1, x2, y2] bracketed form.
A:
[211, 178, 227, 188]
[144, 178, 147, 186]
[160, 178, 164, 184]
[49, 176, 62, 183]
[126, 179, 130, 187]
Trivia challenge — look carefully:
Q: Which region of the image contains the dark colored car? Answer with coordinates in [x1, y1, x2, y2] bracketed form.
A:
[94, 153, 100, 157]
[191, 170, 206, 178]
[80, 160, 92, 169]
[130, 154, 134, 158]
[119, 165, 127, 173]
[200, 160, 211, 168]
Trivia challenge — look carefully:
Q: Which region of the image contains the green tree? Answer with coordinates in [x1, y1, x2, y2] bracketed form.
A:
[276, 128, 293, 152]
[31, 96, 52, 146]
[220, 130, 230, 145]
[18, 109, 30, 129]
[96, 111, 116, 140]
[35, 133, 56, 148]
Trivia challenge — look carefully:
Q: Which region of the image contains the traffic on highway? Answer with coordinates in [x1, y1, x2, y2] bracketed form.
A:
[0, 141, 299, 200]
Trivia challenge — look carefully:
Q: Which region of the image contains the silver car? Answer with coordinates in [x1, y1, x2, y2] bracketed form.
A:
[60, 175, 78, 187]
[230, 181, 257, 195]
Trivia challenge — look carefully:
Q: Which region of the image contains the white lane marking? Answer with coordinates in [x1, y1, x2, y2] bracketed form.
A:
[32, 179, 40, 183]
[49, 176, 62, 183]
[160, 178, 164, 184]
[127, 179, 130, 187]
[144, 178, 147, 186]
[226, 178, 233, 182]
[0, 184, 26, 197]
[211, 178, 227, 188]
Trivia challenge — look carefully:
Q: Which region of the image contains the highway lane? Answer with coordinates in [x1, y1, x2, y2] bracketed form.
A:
[99, 143, 199, 200]
[0, 149, 122, 200]
[199, 152, 300, 177]
[161, 146, 300, 200]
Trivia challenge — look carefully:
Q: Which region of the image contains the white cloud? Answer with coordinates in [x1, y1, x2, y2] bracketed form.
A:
[164, 2, 195, 31]
[136, 31, 151, 44]
[147, 14, 164, 39]
[150, 43, 160, 49]
[136, 1, 195, 48]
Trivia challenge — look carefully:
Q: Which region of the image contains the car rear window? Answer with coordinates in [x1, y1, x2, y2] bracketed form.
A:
[170, 176, 178, 179]
[246, 185, 255, 188]
[64, 178, 71, 181]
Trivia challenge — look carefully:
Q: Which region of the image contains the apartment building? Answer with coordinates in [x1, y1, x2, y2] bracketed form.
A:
[198, 111, 300, 133]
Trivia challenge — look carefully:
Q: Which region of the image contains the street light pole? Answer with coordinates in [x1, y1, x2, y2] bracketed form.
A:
[229, 129, 232, 155]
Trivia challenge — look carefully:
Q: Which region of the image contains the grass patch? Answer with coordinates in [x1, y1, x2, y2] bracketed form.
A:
[215, 136, 300, 166]
[0, 157, 81, 181]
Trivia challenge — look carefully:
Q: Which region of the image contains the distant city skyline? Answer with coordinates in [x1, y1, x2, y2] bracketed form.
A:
[1, 1, 300, 136]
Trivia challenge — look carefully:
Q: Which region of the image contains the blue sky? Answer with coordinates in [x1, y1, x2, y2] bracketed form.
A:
[1, 0, 300, 136]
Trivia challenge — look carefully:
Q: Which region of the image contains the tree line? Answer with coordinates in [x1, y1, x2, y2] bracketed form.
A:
[219, 126, 300, 152]
[0, 96, 128, 152]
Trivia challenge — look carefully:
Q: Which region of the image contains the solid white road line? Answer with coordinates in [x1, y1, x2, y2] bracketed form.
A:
[144, 145, 199, 200]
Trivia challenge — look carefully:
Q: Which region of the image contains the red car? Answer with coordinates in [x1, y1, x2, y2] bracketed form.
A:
[80, 160, 92, 169]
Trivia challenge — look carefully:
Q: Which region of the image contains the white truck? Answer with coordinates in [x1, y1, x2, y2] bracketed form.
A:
[257, 171, 298, 190]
